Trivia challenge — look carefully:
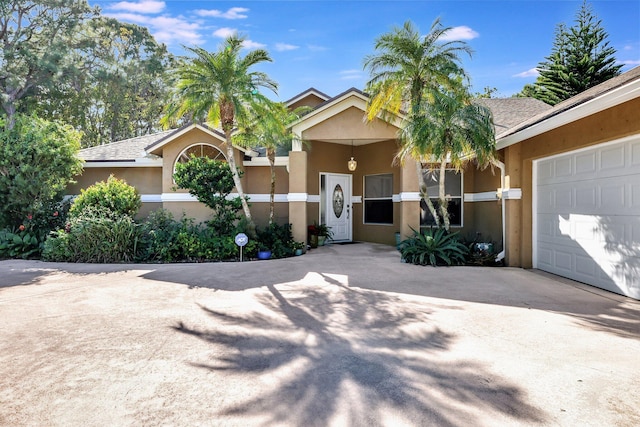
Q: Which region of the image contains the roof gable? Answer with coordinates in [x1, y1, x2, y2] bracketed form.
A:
[291, 88, 404, 142]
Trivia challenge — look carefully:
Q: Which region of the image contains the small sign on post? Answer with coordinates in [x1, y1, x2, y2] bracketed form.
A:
[234, 232, 248, 262]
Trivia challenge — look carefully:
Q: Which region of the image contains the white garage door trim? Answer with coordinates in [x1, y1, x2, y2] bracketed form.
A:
[533, 134, 640, 299]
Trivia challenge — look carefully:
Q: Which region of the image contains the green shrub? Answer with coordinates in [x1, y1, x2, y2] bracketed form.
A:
[70, 175, 141, 218]
[0, 199, 72, 259]
[256, 223, 294, 259]
[0, 228, 41, 259]
[400, 228, 468, 266]
[43, 207, 140, 263]
[0, 114, 83, 230]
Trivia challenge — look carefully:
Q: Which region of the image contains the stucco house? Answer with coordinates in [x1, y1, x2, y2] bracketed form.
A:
[73, 66, 640, 299]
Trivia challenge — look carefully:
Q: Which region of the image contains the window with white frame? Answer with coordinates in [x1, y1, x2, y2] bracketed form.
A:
[364, 174, 393, 224]
[420, 169, 463, 227]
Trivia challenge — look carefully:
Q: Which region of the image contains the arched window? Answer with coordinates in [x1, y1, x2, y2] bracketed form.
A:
[173, 143, 227, 182]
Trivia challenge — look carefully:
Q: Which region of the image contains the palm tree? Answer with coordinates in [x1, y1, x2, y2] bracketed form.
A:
[398, 87, 495, 230]
[363, 19, 474, 227]
[234, 101, 310, 224]
[363, 19, 471, 119]
[161, 35, 278, 222]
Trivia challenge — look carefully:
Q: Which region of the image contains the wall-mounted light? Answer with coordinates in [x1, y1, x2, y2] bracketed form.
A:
[347, 140, 357, 171]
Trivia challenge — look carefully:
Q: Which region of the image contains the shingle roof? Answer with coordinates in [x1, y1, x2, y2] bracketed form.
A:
[476, 98, 552, 134]
[497, 66, 640, 139]
[79, 130, 174, 161]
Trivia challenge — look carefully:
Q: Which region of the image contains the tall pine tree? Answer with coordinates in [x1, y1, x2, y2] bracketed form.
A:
[522, 1, 622, 105]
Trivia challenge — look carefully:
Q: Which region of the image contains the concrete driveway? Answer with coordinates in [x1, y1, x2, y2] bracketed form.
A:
[1, 243, 639, 426]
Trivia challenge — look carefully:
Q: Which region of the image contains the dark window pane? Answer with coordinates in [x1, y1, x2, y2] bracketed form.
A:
[364, 174, 393, 198]
[364, 200, 393, 224]
[420, 198, 462, 226]
[422, 170, 462, 197]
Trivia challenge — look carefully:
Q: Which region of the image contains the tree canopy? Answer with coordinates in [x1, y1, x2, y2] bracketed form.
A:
[518, 1, 622, 105]
[0, 0, 97, 129]
[364, 19, 495, 229]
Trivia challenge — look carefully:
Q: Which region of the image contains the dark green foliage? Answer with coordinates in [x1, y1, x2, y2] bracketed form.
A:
[69, 175, 141, 218]
[400, 228, 468, 266]
[256, 223, 295, 259]
[0, 229, 41, 259]
[0, 199, 72, 259]
[0, 114, 83, 229]
[43, 207, 140, 263]
[136, 209, 254, 262]
[523, 1, 622, 105]
[173, 157, 243, 235]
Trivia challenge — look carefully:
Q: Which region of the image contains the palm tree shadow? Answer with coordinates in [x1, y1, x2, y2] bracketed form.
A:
[173, 275, 546, 426]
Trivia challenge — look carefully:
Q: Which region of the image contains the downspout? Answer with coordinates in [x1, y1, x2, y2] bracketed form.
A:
[494, 159, 506, 262]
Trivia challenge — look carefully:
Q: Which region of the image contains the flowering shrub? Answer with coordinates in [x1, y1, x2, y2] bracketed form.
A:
[0, 200, 71, 259]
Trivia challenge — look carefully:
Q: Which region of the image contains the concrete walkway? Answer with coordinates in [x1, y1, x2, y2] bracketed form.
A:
[1, 243, 639, 426]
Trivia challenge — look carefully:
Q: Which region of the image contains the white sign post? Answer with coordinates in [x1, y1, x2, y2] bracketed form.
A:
[234, 233, 248, 262]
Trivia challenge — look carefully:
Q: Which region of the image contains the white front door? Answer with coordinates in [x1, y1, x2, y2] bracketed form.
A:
[323, 173, 352, 242]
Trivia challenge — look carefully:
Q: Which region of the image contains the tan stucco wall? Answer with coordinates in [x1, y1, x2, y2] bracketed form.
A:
[303, 139, 401, 246]
[303, 107, 398, 142]
[458, 166, 503, 247]
[245, 165, 289, 194]
[69, 167, 162, 195]
[163, 201, 214, 223]
[501, 97, 640, 267]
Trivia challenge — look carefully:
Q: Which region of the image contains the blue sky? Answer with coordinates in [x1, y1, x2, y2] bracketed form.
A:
[91, 0, 640, 101]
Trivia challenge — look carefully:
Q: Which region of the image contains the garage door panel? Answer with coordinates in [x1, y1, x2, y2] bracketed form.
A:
[599, 145, 626, 170]
[632, 141, 640, 165]
[535, 137, 640, 299]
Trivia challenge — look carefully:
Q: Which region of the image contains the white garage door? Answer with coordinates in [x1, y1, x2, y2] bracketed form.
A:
[534, 136, 640, 300]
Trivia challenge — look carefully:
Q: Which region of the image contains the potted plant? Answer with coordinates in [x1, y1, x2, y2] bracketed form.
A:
[292, 241, 305, 256]
[257, 246, 272, 260]
[308, 224, 319, 248]
[314, 222, 333, 246]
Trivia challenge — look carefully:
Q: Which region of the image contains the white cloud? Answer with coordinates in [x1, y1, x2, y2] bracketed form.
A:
[242, 40, 266, 50]
[213, 27, 237, 38]
[339, 69, 363, 80]
[105, 12, 203, 46]
[109, 0, 165, 14]
[514, 68, 539, 78]
[212, 28, 264, 49]
[307, 44, 328, 52]
[195, 7, 249, 19]
[621, 59, 640, 65]
[439, 26, 479, 41]
[275, 43, 299, 52]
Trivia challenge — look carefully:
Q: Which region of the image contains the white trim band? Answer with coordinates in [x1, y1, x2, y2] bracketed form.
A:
[398, 192, 421, 202]
[287, 193, 308, 202]
[464, 191, 498, 202]
[502, 188, 522, 200]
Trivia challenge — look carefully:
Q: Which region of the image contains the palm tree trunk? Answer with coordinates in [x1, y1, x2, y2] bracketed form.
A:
[224, 131, 252, 221]
[267, 147, 276, 225]
[439, 160, 450, 231]
[416, 161, 440, 228]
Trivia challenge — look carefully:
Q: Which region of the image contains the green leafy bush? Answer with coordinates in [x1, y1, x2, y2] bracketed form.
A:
[0, 199, 72, 259]
[137, 209, 246, 262]
[256, 223, 294, 259]
[43, 207, 140, 263]
[0, 229, 41, 259]
[400, 228, 468, 266]
[0, 114, 83, 230]
[69, 175, 141, 218]
[173, 157, 243, 235]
